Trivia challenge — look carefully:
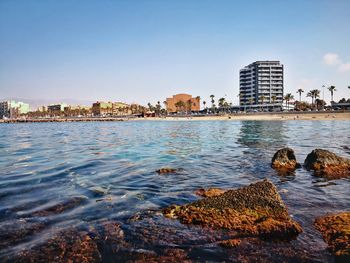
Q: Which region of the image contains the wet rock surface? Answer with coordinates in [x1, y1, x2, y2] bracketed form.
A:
[29, 196, 88, 217]
[271, 148, 300, 172]
[155, 167, 183, 174]
[163, 179, 302, 240]
[0, 219, 46, 250]
[14, 228, 102, 263]
[304, 149, 350, 179]
[314, 212, 350, 257]
[195, 188, 227, 197]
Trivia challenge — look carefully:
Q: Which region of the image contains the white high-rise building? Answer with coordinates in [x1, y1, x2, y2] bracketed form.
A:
[239, 61, 284, 106]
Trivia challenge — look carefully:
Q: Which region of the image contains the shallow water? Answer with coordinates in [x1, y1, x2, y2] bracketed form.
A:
[0, 120, 349, 262]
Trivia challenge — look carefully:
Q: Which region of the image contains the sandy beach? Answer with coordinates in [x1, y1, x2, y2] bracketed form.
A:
[140, 111, 350, 121]
[1, 112, 349, 123]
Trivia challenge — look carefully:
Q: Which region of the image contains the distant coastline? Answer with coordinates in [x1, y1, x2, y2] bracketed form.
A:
[1, 111, 350, 123]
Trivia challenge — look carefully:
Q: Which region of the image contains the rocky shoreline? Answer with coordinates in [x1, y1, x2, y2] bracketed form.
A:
[0, 148, 349, 262]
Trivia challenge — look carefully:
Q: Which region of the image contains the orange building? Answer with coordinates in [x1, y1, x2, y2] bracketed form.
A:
[166, 94, 200, 113]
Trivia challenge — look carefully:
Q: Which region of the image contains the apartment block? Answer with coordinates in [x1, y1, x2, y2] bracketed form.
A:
[239, 61, 284, 106]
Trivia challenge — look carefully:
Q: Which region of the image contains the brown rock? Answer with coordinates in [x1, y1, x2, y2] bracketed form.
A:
[314, 212, 350, 256]
[30, 196, 88, 217]
[304, 149, 350, 179]
[155, 167, 181, 174]
[271, 148, 300, 171]
[163, 179, 302, 241]
[218, 238, 241, 248]
[0, 219, 46, 250]
[15, 228, 101, 263]
[195, 188, 227, 197]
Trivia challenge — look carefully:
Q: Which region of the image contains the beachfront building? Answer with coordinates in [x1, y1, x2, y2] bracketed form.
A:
[64, 105, 92, 117]
[239, 61, 284, 108]
[166, 94, 200, 113]
[47, 103, 68, 116]
[92, 101, 131, 116]
[0, 100, 30, 118]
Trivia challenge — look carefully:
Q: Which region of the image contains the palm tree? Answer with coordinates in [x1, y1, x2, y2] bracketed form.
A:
[259, 95, 266, 111]
[328, 86, 336, 102]
[297, 89, 304, 102]
[218, 97, 226, 113]
[312, 89, 320, 102]
[186, 99, 193, 114]
[175, 100, 185, 113]
[284, 93, 294, 110]
[306, 91, 313, 107]
[308, 89, 320, 109]
[163, 101, 168, 115]
[210, 94, 215, 113]
[271, 95, 277, 104]
[156, 101, 161, 116]
[248, 97, 254, 111]
[147, 103, 153, 112]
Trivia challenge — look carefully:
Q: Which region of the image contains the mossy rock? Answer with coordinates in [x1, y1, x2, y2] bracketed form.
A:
[304, 149, 350, 179]
[271, 148, 300, 172]
[314, 211, 350, 257]
[163, 179, 302, 240]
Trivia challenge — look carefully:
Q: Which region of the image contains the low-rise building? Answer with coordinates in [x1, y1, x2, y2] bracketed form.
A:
[92, 101, 131, 116]
[166, 94, 200, 113]
[37, 106, 47, 112]
[64, 105, 91, 117]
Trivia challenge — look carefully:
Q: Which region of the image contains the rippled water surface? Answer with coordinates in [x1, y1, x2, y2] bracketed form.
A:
[0, 120, 349, 262]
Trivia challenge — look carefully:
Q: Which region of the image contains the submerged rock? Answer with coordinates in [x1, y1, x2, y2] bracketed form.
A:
[155, 167, 182, 174]
[304, 149, 350, 179]
[314, 212, 350, 257]
[15, 228, 102, 263]
[195, 188, 227, 197]
[271, 148, 300, 171]
[30, 196, 88, 217]
[0, 219, 46, 250]
[163, 179, 302, 240]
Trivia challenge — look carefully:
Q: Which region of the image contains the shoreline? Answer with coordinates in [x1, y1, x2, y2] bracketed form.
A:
[141, 111, 350, 121]
[1, 111, 350, 123]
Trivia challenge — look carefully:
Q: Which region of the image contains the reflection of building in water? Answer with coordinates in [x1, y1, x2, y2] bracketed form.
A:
[163, 123, 202, 157]
[237, 121, 286, 148]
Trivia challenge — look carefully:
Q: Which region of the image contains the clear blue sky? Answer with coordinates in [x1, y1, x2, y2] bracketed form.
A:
[1, 0, 349, 106]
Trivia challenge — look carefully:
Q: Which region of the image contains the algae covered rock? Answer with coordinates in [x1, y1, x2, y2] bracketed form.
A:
[15, 228, 102, 263]
[156, 167, 182, 174]
[163, 179, 302, 240]
[314, 212, 350, 257]
[304, 149, 350, 179]
[271, 148, 300, 171]
[195, 188, 227, 197]
[218, 238, 241, 248]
